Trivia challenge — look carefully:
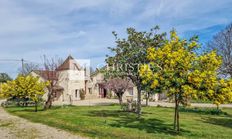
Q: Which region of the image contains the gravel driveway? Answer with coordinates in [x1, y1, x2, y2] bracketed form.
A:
[0, 107, 85, 139]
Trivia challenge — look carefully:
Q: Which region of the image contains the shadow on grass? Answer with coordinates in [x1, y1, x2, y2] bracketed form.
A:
[87, 109, 190, 136]
[201, 116, 232, 129]
[5, 106, 44, 112]
[179, 107, 228, 116]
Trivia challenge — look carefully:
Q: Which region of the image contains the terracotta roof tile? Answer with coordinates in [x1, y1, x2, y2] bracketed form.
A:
[33, 70, 58, 80]
[56, 55, 81, 71]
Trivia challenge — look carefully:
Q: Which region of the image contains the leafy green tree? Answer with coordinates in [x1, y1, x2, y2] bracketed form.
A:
[139, 31, 224, 131]
[1, 75, 49, 112]
[106, 26, 166, 117]
[0, 73, 12, 83]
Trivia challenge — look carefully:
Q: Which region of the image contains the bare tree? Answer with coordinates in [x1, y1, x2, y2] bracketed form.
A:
[105, 78, 133, 106]
[42, 55, 63, 109]
[208, 24, 232, 78]
[18, 62, 40, 75]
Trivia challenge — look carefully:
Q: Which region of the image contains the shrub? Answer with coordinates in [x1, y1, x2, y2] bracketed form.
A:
[107, 91, 113, 99]
[122, 100, 137, 112]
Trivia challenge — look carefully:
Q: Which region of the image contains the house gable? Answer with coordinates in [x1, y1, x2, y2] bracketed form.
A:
[56, 55, 81, 71]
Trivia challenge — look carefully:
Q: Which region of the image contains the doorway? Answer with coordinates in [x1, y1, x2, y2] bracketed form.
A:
[103, 89, 107, 98]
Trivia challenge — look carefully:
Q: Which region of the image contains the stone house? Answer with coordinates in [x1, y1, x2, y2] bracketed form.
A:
[86, 71, 138, 100]
[31, 55, 164, 104]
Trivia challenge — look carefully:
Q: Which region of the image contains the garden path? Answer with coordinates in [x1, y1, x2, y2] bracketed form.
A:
[0, 107, 85, 139]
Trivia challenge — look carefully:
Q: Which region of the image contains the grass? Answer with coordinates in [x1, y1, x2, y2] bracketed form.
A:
[0, 122, 13, 127]
[5, 105, 232, 139]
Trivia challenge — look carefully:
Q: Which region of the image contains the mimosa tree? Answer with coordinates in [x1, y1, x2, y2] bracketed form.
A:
[139, 30, 224, 132]
[1, 75, 49, 112]
[202, 79, 232, 109]
[188, 51, 232, 109]
[215, 79, 232, 107]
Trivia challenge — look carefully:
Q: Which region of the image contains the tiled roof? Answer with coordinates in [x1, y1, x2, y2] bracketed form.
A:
[56, 55, 81, 71]
[33, 55, 83, 81]
[33, 70, 58, 80]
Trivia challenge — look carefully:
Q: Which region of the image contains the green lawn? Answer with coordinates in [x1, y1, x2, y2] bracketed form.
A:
[5, 105, 232, 139]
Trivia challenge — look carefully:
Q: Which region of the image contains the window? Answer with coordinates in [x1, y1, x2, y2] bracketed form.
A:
[88, 88, 92, 94]
[75, 89, 79, 98]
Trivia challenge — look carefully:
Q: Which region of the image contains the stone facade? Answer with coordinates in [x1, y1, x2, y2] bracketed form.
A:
[31, 55, 164, 104]
[86, 72, 138, 100]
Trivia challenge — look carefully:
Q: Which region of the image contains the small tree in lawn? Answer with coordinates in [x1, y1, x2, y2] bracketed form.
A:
[139, 30, 222, 132]
[26, 76, 49, 112]
[106, 26, 166, 117]
[1, 75, 49, 111]
[105, 78, 133, 106]
[42, 55, 63, 109]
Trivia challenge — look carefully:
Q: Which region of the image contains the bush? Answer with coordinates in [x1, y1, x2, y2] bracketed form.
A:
[79, 89, 85, 100]
[122, 100, 137, 112]
[107, 91, 113, 99]
[1, 99, 44, 108]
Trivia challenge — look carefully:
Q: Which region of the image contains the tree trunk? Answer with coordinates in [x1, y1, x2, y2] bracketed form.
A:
[174, 95, 177, 130]
[176, 101, 180, 132]
[44, 91, 53, 110]
[174, 94, 180, 132]
[116, 93, 123, 107]
[119, 94, 123, 106]
[146, 92, 150, 106]
[137, 84, 142, 118]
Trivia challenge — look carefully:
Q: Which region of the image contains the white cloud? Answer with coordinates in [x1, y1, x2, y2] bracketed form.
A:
[137, 0, 232, 33]
[0, 0, 232, 77]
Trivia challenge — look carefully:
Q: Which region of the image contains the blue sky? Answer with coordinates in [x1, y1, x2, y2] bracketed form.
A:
[0, 0, 232, 77]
